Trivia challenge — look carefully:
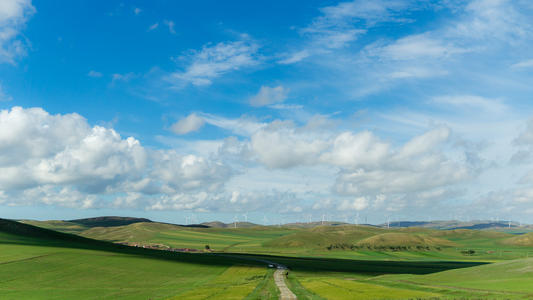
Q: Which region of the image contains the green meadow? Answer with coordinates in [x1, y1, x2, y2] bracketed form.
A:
[3, 218, 533, 299]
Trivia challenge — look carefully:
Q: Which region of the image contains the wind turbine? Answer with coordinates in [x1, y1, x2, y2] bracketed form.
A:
[233, 215, 238, 229]
[321, 214, 326, 225]
[242, 212, 248, 223]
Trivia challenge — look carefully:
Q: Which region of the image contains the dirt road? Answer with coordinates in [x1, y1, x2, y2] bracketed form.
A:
[274, 268, 297, 300]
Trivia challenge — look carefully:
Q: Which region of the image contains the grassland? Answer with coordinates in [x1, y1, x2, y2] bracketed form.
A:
[0, 219, 268, 299]
[7, 218, 533, 299]
[61, 221, 533, 263]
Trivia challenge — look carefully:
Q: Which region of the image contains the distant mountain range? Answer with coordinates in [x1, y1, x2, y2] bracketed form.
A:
[17, 216, 532, 232]
[382, 220, 533, 231]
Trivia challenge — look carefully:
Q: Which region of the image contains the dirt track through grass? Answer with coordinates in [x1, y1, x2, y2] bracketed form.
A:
[275, 269, 297, 300]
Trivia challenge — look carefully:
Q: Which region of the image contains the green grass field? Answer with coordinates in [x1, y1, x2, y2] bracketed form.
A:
[64, 221, 533, 263]
[5, 218, 533, 299]
[0, 219, 270, 299]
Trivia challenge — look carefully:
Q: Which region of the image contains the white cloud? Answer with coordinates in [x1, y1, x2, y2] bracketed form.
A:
[0, 107, 233, 210]
[250, 120, 329, 168]
[112, 72, 136, 83]
[389, 67, 448, 79]
[320, 131, 388, 168]
[0, 0, 35, 64]
[170, 113, 205, 135]
[0, 107, 147, 192]
[339, 197, 369, 211]
[432, 95, 506, 113]
[246, 120, 471, 210]
[148, 23, 159, 31]
[280, 0, 414, 64]
[133, 7, 141, 15]
[87, 70, 102, 78]
[152, 151, 231, 193]
[249, 85, 288, 107]
[451, 0, 532, 42]
[511, 59, 533, 69]
[164, 20, 175, 34]
[166, 39, 259, 87]
[372, 34, 466, 61]
[200, 112, 266, 136]
[318, 0, 410, 25]
[278, 50, 310, 65]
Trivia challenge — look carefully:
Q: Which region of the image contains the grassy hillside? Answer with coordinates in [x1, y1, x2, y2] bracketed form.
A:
[19, 219, 89, 234]
[68, 216, 152, 227]
[355, 232, 457, 249]
[0, 218, 270, 299]
[26, 218, 533, 262]
[367, 258, 533, 298]
[503, 232, 533, 247]
[201, 221, 262, 228]
[80, 222, 297, 252]
[264, 225, 381, 249]
[287, 258, 533, 299]
[6, 217, 532, 299]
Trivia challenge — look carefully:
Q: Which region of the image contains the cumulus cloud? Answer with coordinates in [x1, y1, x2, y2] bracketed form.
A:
[171, 113, 205, 135]
[152, 151, 231, 192]
[246, 119, 471, 210]
[166, 38, 260, 87]
[249, 85, 288, 107]
[339, 197, 369, 211]
[250, 120, 329, 168]
[0, 107, 146, 192]
[0, 107, 233, 210]
[0, 0, 35, 64]
[0, 107, 479, 216]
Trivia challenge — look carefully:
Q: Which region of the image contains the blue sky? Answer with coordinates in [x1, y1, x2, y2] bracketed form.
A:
[1, 0, 533, 224]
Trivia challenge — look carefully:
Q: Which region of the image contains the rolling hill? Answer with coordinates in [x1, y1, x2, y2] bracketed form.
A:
[0, 218, 270, 299]
[68, 216, 153, 227]
[502, 232, 533, 247]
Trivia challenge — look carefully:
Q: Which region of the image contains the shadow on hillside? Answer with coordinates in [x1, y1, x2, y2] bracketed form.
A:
[0, 218, 486, 274]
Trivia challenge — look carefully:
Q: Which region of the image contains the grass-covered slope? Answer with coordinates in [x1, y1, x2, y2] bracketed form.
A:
[0, 218, 267, 299]
[264, 225, 381, 249]
[372, 258, 533, 298]
[68, 216, 152, 227]
[19, 219, 89, 234]
[80, 221, 296, 252]
[503, 232, 533, 247]
[355, 232, 456, 249]
[80, 221, 181, 243]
